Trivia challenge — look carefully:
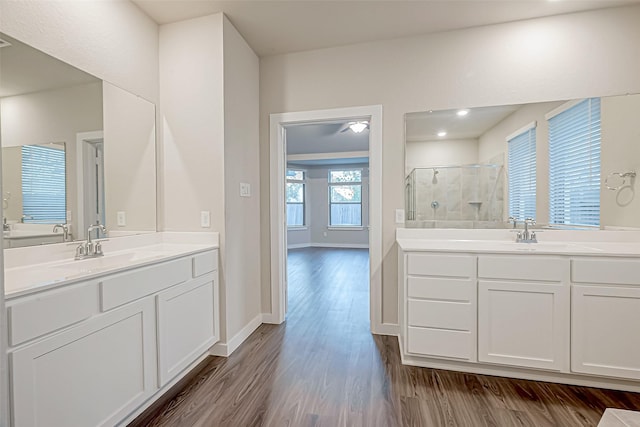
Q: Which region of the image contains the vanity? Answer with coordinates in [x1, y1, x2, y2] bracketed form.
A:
[4, 232, 220, 427]
[397, 228, 640, 392]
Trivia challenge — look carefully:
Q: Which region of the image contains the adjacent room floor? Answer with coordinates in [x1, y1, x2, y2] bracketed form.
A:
[133, 247, 640, 427]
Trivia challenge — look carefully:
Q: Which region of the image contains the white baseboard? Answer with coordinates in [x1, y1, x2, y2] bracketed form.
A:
[209, 313, 262, 357]
[372, 322, 400, 336]
[261, 312, 283, 324]
[287, 243, 311, 249]
[311, 243, 369, 249]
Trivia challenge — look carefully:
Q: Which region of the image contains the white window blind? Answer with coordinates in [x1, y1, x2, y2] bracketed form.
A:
[286, 169, 305, 227]
[21, 145, 66, 224]
[329, 169, 362, 227]
[508, 125, 536, 221]
[548, 98, 601, 227]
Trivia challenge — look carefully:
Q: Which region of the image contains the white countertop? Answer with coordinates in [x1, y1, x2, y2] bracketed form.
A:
[396, 228, 640, 257]
[4, 232, 219, 299]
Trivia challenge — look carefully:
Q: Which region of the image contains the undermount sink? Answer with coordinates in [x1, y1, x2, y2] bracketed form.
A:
[52, 250, 167, 274]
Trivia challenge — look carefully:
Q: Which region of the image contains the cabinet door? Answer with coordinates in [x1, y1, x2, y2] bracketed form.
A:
[10, 298, 157, 427]
[572, 285, 640, 380]
[478, 280, 569, 371]
[157, 274, 219, 386]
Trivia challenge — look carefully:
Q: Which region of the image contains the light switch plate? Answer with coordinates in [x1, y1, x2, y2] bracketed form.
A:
[395, 209, 405, 224]
[200, 211, 211, 228]
[117, 211, 126, 226]
[240, 182, 251, 197]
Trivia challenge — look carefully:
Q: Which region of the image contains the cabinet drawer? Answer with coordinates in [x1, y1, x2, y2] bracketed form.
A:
[8, 283, 100, 346]
[478, 255, 567, 282]
[572, 258, 640, 286]
[408, 276, 474, 301]
[408, 299, 472, 330]
[407, 253, 475, 277]
[192, 250, 218, 278]
[100, 257, 191, 311]
[407, 326, 474, 360]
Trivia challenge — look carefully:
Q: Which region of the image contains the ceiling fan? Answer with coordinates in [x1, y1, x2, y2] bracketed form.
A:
[338, 121, 370, 134]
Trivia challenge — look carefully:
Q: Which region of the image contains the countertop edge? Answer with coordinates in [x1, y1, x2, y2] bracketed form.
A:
[5, 244, 219, 300]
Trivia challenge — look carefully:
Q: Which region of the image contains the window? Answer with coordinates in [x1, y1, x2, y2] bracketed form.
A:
[508, 123, 536, 221]
[286, 169, 305, 227]
[329, 169, 362, 227]
[548, 98, 601, 227]
[21, 144, 66, 223]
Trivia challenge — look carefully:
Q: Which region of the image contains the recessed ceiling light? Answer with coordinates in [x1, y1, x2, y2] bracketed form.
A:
[437, 131, 447, 137]
[457, 109, 469, 117]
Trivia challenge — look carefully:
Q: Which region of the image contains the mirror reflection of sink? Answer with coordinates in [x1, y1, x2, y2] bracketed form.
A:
[52, 251, 166, 274]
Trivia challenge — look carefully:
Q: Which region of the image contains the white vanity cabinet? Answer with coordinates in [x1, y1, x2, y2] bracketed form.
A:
[477, 255, 570, 372]
[400, 252, 477, 361]
[10, 298, 157, 427]
[571, 258, 640, 380]
[157, 252, 220, 386]
[6, 248, 220, 427]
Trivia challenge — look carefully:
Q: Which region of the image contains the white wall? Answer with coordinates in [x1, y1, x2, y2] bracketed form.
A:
[160, 13, 261, 345]
[405, 138, 478, 175]
[222, 15, 262, 342]
[103, 82, 156, 234]
[0, 2, 158, 424]
[0, 0, 159, 103]
[260, 5, 640, 323]
[160, 14, 224, 233]
[601, 93, 640, 228]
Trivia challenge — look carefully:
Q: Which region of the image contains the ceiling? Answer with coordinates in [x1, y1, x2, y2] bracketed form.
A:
[286, 121, 369, 155]
[132, 0, 639, 57]
[0, 33, 99, 98]
[405, 105, 523, 141]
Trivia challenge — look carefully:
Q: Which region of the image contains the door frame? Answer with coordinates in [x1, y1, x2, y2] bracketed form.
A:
[75, 131, 104, 240]
[269, 105, 384, 333]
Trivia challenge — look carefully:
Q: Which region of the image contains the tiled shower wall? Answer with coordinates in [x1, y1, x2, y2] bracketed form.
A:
[406, 163, 505, 228]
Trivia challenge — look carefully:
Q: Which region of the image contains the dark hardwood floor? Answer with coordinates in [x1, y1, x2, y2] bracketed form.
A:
[132, 247, 640, 427]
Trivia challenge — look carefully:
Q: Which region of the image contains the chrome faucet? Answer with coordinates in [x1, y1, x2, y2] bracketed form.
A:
[3, 217, 9, 231]
[516, 218, 537, 243]
[53, 223, 70, 242]
[75, 224, 108, 260]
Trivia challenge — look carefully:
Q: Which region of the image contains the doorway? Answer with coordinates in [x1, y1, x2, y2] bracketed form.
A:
[76, 131, 106, 240]
[269, 105, 387, 334]
[285, 120, 371, 319]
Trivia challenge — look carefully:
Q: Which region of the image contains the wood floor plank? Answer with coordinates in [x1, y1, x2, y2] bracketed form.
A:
[131, 247, 640, 427]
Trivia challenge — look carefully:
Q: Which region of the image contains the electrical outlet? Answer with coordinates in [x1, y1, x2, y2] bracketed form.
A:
[395, 209, 405, 224]
[200, 211, 211, 228]
[240, 182, 251, 197]
[117, 211, 126, 227]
